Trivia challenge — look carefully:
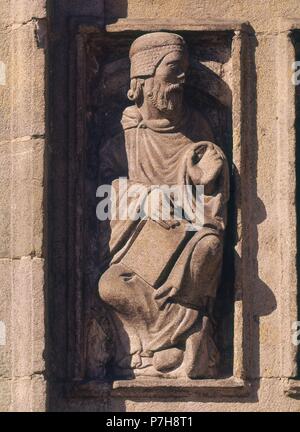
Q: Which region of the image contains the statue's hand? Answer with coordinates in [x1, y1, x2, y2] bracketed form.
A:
[142, 188, 180, 230]
[154, 219, 180, 230]
[187, 146, 223, 187]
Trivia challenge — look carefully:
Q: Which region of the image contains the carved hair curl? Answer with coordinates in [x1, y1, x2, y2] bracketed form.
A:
[127, 78, 144, 105]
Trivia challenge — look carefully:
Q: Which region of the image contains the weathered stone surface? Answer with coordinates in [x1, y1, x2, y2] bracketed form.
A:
[0, 143, 11, 258]
[0, 24, 45, 142]
[1, 0, 300, 413]
[32, 258, 46, 374]
[0, 0, 46, 414]
[10, 376, 46, 412]
[0, 260, 12, 379]
[0, 380, 11, 412]
[12, 257, 34, 378]
[116, 0, 300, 33]
[0, 137, 44, 257]
[247, 35, 281, 379]
[0, 257, 46, 412]
[119, 378, 300, 412]
[11, 139, 45, 258]
[10, 257, 45, 378]
[0, 1, 46, 31]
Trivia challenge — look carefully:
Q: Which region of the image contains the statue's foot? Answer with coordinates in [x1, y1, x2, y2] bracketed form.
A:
[133, 365, 165, 378]
[184, 316, 219, 378]
[131, 347, 185, 378]
[153, 347, 184, 373]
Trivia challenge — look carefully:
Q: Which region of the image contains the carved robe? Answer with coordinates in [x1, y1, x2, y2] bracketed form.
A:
[99, 104, 229, 378]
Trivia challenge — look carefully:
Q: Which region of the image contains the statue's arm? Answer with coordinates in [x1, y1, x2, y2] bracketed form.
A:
[187, 143, 224, 190]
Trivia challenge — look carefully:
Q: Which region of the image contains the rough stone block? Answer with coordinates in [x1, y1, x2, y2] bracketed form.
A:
[11, 139, 45, 258]
[11, 257, 45, 378]
[0, 380, 11, 412]
[12, 257, 33, 378]
[0, 1, 46, 31]
[0, 23, 45, 142]
[11, 378, 31, 412]
[0, 260, 12, 379]
[0, 143, 11, 258]
[31, 376, 47, 412]
[10, 376, 46, 412]
[32, 258, 45, 374]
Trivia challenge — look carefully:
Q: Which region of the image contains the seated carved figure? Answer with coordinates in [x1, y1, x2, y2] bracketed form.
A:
[98, 32, 229, 379]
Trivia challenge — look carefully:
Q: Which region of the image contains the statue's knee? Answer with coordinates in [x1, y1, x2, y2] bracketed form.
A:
[99, 264, 136, 306]
[190, 235, 223, 287]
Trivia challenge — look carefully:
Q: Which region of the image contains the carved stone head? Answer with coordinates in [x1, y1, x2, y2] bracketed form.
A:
[127, 32, 189, 113]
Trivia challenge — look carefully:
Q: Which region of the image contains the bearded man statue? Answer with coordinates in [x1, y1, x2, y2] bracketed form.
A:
[98, 32, 229, 379]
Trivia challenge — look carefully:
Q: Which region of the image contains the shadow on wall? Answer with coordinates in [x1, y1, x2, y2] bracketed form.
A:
[239, 28, 277, 384]
[105, 0, 128, 23]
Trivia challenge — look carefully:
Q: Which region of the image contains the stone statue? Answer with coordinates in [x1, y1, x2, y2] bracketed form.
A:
[98, 32, 229, 379]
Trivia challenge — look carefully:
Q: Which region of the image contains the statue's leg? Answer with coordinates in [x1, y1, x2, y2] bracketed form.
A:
[99, 262, 161, 374]
[183, 234, 222, 377]
[142, 234, 223, 378]
[177, 233, 223, 309]
[99, 262, 160, 323]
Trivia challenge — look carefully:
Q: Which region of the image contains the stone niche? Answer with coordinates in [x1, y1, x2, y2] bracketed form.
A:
[63, 18, 253, 398]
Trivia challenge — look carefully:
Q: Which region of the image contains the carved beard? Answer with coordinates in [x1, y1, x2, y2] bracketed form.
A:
[148, 80, 183, 113]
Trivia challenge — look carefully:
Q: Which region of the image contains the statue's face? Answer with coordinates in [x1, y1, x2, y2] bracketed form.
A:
[146, 50, 189, 114]
[154, 50, 189, 85]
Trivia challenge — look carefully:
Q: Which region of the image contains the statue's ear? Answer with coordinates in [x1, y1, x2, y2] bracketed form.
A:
[128, 78, 145, 103]
[127, 88, 135, 101]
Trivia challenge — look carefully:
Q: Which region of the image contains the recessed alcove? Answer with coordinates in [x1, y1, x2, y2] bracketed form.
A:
[50, 18, 253, 398]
